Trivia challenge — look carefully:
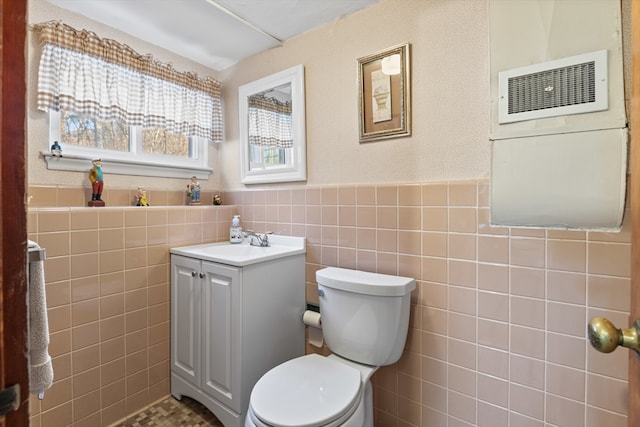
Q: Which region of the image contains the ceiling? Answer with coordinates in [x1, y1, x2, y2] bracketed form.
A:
[46, 0, 381, 71]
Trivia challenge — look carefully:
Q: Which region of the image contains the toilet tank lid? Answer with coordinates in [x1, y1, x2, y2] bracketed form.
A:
[316, 267, 416, 296]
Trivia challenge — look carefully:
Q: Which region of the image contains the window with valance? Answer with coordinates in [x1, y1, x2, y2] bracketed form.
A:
[32, 20, 223, 178]
[247, 94, 293, 148]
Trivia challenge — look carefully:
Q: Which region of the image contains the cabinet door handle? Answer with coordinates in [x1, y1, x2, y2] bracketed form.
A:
[191, 271, 197, 277]
[199, 272, 205, 278]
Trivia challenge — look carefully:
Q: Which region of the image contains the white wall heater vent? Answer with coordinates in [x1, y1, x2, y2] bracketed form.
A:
[498, 50, 608, 124]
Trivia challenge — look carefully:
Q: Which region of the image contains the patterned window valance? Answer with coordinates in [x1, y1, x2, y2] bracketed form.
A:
[247, 95, 293, 148]
[32, 21, 223, 142]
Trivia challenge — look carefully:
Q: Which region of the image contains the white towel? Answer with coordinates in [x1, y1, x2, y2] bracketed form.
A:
[27, 240, 54, 396]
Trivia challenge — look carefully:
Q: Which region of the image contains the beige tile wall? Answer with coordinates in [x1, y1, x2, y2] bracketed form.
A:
[29, 179, 631, 427]
[27, 186, 221, 208]
[226, 179, 631, 427]
[27, 195, 238, 427]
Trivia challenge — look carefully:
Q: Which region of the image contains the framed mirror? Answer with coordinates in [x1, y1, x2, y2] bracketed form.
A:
[239, 64, 306, 184]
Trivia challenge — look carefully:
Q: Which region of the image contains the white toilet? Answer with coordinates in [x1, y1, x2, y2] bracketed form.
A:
[245, 267, 416, 427]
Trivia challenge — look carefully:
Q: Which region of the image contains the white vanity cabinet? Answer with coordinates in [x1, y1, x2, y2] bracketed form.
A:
[170, 239, 305, 427]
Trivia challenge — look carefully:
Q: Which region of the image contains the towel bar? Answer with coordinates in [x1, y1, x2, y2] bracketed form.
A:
[27, 247, 46, 263]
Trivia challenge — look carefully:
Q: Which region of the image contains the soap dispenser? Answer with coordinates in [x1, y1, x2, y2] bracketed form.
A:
[230, 215, 243, 244]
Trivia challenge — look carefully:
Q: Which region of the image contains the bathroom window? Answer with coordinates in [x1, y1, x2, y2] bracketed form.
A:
[60, 111, 130, 151]
[247, 91, 293, 170]
[141, 127, 190, 157]
[34, 21, 220, 179]
[59, 110, 191, 157]
[249, 145, 290, 171]
[47, 110, 209, 178]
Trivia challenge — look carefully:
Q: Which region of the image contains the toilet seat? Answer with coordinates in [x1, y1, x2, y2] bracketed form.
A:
[249, 354, 363, 427]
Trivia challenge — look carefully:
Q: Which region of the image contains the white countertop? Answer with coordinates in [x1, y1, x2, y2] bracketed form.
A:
[170, 235, 306, 267]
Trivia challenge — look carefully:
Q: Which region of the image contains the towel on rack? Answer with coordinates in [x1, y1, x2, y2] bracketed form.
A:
[27, 240, 54, 396]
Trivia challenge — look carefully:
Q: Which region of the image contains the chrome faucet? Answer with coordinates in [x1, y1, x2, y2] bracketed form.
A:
[245, 231, 273, 247]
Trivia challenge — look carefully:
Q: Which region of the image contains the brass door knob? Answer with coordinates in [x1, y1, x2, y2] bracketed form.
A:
[587, 317, 640, 356]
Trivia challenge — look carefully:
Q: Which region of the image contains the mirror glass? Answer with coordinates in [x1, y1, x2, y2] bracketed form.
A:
[239, 65, 306, 184]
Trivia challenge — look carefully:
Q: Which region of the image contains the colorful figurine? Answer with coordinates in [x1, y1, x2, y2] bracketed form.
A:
[89, 159, 104, 202]
[187, 176, 201, 204]
[50, 141, 62, 157]
[213, 194, 222, 205]
[136, 187, 149, 206]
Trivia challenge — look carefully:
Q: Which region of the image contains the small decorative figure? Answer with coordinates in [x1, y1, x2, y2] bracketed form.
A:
[50, 141, 62, 157]
[136, 187, 149, 206]
[88, 158, 105, 206]
[187, 176, 201, 205]
[213, 194, 222, 205]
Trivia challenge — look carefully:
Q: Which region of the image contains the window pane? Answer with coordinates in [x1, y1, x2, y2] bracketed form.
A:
[264, 146, 286, 166]
[142, 128, 190, 157]
[60, 111, 129, 151]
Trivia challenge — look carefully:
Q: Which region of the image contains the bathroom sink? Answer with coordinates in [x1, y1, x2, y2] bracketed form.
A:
[170, 235, 305, 267]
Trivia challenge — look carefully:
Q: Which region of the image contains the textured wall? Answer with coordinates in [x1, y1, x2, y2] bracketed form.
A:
[219, 0, 491, 189]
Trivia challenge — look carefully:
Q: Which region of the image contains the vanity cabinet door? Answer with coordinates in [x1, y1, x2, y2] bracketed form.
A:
[200, 261, 241, 412]
[171, 255, 201, 387]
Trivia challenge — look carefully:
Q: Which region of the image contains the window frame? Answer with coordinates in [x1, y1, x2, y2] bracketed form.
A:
[248, 144, 292, 172]
[239, 65, 306, 185]
[43, 111, 213, 179]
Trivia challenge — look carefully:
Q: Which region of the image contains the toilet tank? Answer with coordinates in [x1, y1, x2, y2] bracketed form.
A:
[316, 267, 416, 366]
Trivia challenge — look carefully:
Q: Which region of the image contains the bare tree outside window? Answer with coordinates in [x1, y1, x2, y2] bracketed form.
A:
[61, 111, 129, 151]
[263, 146, 285, 165]
[60, 112, 191, 158]
[142, 128, 190, 157]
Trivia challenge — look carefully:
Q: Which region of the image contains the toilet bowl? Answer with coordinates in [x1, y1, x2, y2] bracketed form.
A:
[245, 267, 415, 427]
[245, 354, 373, 427]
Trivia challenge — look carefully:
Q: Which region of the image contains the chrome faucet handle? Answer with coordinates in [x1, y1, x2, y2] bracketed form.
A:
[262, 232, 273, 246]
[245, 230, 272, 246]
[245, 230, 263, 246]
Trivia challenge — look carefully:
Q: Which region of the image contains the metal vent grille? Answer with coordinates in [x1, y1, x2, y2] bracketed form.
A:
[507, 62, 595, 114]
[498, 50, 608, 124]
